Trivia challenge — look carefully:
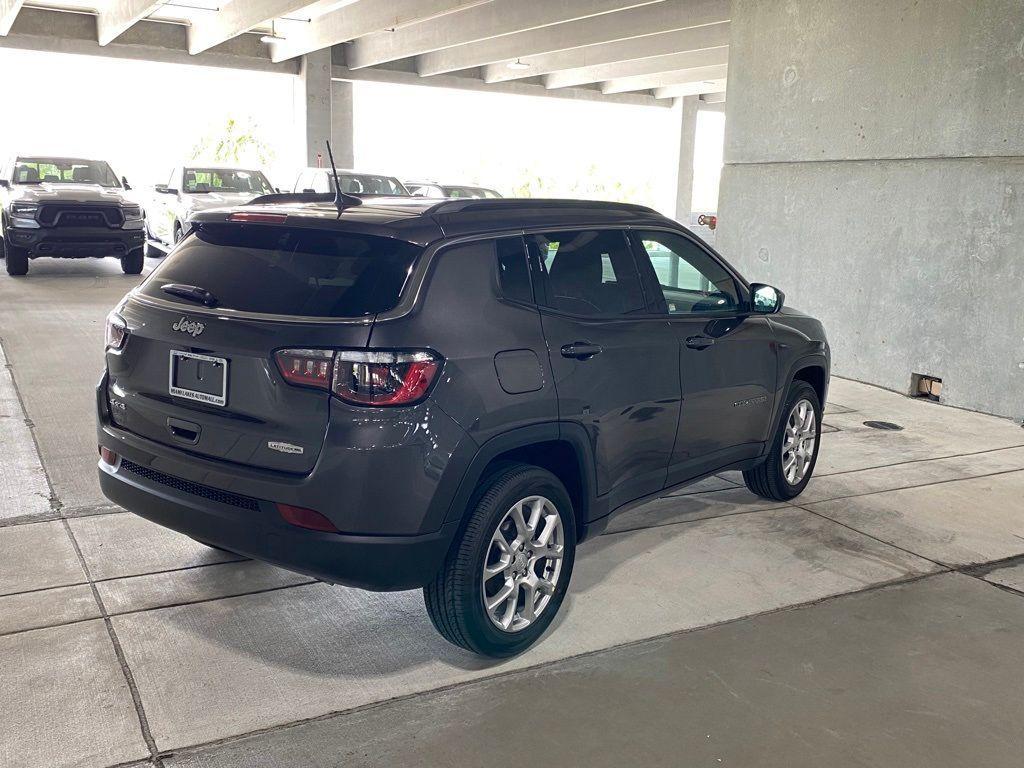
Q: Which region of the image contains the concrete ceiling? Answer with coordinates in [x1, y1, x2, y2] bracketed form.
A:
[0, 0, 728, 102]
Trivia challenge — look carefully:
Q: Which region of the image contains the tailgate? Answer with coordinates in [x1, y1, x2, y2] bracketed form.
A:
[106, 299, 371, 473]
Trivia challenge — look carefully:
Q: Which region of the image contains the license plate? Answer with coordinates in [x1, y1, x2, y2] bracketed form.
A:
[169, 350, 228, 407]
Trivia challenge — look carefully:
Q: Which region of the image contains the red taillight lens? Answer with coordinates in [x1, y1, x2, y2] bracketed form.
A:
[275, 349, 334, 389]
[274, 349, 441, 407]
[332, 351, 440, 406]
[105, 312, 127, 351]
[276, 503, 339, 532]
[99, 446, 119, 466]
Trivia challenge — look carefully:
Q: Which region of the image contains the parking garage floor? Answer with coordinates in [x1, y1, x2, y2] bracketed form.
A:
[2, 258, 1023, 768]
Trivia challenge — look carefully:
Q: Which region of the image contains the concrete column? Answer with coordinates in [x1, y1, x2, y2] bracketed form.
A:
[295, 49, 354, 168]
[673, 94, 699, 223]
[717, 0, 1024, 420]
[330, 80, 355, 169]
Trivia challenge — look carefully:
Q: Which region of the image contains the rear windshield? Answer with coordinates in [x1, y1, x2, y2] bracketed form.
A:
[140, 224, 420, 318]
[183, 168, 273, 195]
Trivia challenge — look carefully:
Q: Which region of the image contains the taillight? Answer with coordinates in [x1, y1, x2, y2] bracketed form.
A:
[273, 348, 441, 407]
[275, 349, 334, 388]
[333, 350, 440, 406]
[105, 312, 127, 350]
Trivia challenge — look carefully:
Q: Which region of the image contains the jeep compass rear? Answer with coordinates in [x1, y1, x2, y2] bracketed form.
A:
[99, 196, 828, 657]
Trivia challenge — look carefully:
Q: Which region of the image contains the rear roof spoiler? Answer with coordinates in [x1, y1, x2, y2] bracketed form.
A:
[247, 192, 340, 206]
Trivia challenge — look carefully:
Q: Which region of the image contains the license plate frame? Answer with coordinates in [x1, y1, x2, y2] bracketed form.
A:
[168, 350, 228, 407]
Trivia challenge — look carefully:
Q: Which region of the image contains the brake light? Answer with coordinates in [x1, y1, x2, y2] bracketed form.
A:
[333, 351, 439, 406]
[275, 349, 334, 388]
[228, 212, 288, 223]
[105, 312, 127, 350]
[273, 349, 441, 407]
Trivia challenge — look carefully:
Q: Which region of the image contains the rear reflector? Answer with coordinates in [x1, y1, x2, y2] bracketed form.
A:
[99, 446, 119, 466]
[228, 212, 288, 223]
[276, 503, 339, 533]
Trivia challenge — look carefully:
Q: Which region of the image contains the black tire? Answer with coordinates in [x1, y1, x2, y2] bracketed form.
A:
[424, 464, 577, 657]
[5, 244, 28, 276]
[0, 235, 6, 259]
[121, 247, 144, 275]
[743, 380, 821, 500]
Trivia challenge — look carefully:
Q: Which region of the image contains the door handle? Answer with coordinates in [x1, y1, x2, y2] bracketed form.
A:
[685, 335, 715, 350]
[560, 342, 603, 360]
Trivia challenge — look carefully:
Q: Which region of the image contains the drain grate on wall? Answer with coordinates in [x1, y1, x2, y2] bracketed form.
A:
[863, 420, 903, 431]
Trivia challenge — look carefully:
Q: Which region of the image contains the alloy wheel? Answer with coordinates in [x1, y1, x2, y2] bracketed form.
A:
[482, 495, 564, 633]
[782, 398, 817, 484]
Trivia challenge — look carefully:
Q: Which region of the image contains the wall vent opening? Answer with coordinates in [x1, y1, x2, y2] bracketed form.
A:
[911, 373, 942, 402]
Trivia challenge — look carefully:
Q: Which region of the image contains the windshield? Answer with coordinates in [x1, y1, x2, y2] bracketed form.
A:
[442, 186, 502, 199]
[183, 168, 274, 195]
[140, 224, 421, 317]
[337, 174, 410, 196]
[13, 157, 120, 187]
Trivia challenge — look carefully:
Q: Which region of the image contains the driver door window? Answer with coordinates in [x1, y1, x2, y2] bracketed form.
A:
[635, 231, 740, 315]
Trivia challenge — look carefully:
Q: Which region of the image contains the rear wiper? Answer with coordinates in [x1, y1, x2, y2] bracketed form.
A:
[161, 283, 218, 307]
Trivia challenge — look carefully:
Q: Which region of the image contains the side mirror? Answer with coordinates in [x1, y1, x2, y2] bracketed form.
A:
[121, 176, 132, 190]
[750, 283, 785, 314]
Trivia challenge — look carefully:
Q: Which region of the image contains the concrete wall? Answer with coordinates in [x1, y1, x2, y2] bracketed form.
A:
[717, 0, 1024, 420]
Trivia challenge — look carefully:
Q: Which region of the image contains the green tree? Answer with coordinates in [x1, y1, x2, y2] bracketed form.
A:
[191, 117, 275, 167]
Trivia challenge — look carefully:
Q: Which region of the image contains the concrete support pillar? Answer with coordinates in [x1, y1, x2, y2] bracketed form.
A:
[673, 94, 699, 223]
[295, 49, 354, 168]
[330, 80, 355, 169]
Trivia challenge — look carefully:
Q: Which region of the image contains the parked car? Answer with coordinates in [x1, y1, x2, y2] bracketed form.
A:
[293, 168, 410, 196]
[145, 165, 276, 247]
[97, 196, 829, 657]
[0, 155, 145, 276]
[407, 181, 502, 199]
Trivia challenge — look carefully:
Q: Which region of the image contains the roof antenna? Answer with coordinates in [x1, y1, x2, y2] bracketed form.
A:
[326, 140, 362, 212]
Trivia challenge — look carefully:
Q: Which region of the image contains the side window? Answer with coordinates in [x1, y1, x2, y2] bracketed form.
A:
[496, 237, 533, 304]
[635, 230, 740, 315]
[527, 230, 645, 316]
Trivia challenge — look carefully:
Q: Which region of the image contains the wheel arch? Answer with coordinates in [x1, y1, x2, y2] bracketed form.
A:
[443, 422, 600, 543]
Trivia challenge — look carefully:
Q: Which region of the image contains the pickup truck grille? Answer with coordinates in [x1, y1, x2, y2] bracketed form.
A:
[38, 205, 124, 228]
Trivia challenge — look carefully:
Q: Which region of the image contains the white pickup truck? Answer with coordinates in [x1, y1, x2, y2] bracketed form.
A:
[144, 165, 276, 248]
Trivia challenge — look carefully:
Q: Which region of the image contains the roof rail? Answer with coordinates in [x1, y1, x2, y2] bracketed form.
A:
[426, 198, 660, 216]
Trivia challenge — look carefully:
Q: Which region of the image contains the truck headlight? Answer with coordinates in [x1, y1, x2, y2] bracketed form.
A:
[9, 203, 39, 228]
[122, 205, 143, 221]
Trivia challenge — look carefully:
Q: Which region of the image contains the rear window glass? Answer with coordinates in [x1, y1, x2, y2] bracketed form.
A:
[141, 224, 420, 318]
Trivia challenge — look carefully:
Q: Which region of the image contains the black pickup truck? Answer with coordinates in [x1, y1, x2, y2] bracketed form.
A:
[0, 156, 146, 276]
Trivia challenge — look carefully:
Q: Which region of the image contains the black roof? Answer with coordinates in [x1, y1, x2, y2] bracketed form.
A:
[189, 195, 676, 246]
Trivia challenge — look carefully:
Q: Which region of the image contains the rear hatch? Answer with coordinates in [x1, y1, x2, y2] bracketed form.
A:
[106, 220, 423, 473]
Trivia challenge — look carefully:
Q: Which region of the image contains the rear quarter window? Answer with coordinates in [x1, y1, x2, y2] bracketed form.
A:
[141, 224, 421, 318]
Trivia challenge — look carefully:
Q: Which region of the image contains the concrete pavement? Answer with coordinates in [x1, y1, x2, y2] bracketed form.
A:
[1, 259, 1023, 767]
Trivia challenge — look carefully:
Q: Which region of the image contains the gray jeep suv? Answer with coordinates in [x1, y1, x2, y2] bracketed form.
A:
[96, 195, 829, 657]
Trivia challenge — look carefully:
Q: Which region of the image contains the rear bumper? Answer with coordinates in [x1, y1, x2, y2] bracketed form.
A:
[6, 225, 144, 257]
[98, 459, 458, 591]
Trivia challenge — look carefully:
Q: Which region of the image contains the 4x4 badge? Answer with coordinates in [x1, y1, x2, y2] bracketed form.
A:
[172, 317, 205, 337]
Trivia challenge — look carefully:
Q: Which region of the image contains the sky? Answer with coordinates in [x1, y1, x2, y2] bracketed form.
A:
[0, 48, 724, 217]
